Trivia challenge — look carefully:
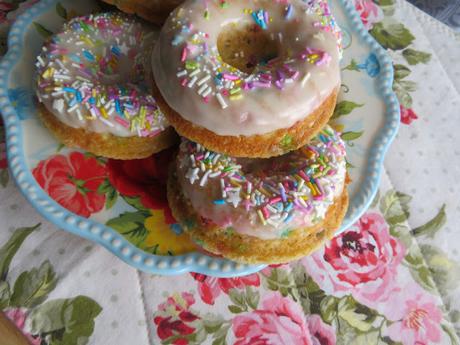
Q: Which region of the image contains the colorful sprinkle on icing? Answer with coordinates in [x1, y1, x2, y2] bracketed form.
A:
[36, 13, 167, 137]
[178, 125, 347, 237]
[167, 0, 342, 110]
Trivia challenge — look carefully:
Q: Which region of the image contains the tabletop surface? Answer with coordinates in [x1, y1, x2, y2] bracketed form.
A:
[0, 0, 460, 344]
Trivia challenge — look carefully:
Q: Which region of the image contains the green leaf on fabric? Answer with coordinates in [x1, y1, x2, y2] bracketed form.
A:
[202, 314, 225, 334]
[122, 195, 149, 212]
[337, 295, 380, 332]
[402, 48, 431, 65]
[33, 22, 53, 39]
[27, 295, 102, 345]
[341, 131, 363, 141]
[245, 286, 260, 310]
[379, 190, 411, 226]
[320, 296, 338, 324]
[441, 322, 460, 345]
[411, 204, 446, 238]
[420, 244, 460, 295]
[262, 267, 294, 297]
[389, 224, 413, 248]
[56, 143, 65, 153]
[227, 305, 244, 314]
[335, 315, 386, 345]
[97, 179, 112, 194]
[10, 260, 57, 308]
[332, 101, 363, 119]
[404, 247, 437, 293]
[393, 64, 411, 81]
[374, 0, 395, 5]
[55, 3, 67, 19]
[228, 289, 248, 313]
[0, 281, 10, 310]
[105, 187, 118, 210]
[0, 169, 9, 188]
[393, 84, 413, 108]
[398, 80, 417, 92]
[211, 323, 230, 345]
[106, 211, 149, 246]
[0, 224, 40, 280]
[369, 21, 415, 50]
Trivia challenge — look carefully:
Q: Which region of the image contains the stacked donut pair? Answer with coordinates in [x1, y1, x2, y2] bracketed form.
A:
[35, 0, 349, 264]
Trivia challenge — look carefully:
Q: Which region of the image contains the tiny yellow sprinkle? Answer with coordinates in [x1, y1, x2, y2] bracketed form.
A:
[100, 107, 108, 119]
[257, 210, 267, 225]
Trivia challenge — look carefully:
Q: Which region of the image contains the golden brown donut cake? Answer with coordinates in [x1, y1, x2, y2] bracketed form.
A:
[35, 13, 176, 159]
[152, 0, 343, 158]
[168, 125, 348, 264]
[100, 0, 184, 25]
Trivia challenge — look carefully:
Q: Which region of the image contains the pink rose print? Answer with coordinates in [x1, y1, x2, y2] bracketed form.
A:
[303, 212, 405, 309]
[191, 273, 260, 305]
[383, 283, 443, 345]
[4, 308, 41, 345]
[153, 292, 200, 345]
[232, 292, 314, 345]
[400, 105, 419, 125]
[354, 0, 384, 30]
[32, 152, 107, 218]
[307, 315, 336, 345]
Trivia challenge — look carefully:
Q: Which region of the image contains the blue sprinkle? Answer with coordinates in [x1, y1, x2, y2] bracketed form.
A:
[111, 46, 121, 56]
[285, 4, 294, 19]
[63, 87, 77, 93]
[76, 91, 82, 102]
[115, 99, 122, 114]
[70, 54, 81, 63]
[284, 213, 294, 223]
[252, 9, 267, 30]
[88, 97, 96, 104]
[285, 202, 293, 213]
[83, 50, 95, 62]
[213, 199, 226, 205]
[68, 97, 77, 107]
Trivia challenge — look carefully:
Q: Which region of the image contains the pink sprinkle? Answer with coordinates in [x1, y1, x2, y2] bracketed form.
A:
[298, 170, 309, 181]
[316, 53, 331, 66]
[181, 78, 188, 87]
[222, 90, 229, 96]
[222, 73, 239, 81]
[269, 197, 282, 204]
[115, 117, 129, 128]
[203, 96, 209, 103]
[195, 154, 204, 160]
[275, 80, 284, 89]
[291, 71, 300, 80]
[181, 47, 188, 62]
[252, 80, 271, 88]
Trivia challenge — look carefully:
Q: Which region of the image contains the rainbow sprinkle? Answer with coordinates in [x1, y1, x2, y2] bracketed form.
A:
[35, 13, 167, 137]
[179, 125, 347, 231]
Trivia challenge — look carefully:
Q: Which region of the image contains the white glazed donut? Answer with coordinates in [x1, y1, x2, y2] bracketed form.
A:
[36, 13, 169, 138]
[152, 0, 342, 137]
[175, 125, 347, 240]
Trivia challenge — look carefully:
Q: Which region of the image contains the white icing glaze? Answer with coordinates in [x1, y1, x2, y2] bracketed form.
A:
[153, 0, 342, 136]
[176, 125, 347, 240]
[36, 13, 168, 138]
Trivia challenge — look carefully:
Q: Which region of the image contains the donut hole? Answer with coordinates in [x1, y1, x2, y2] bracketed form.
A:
[217, 24, 279, 74]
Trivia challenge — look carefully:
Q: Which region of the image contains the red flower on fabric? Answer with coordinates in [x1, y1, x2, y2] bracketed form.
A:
[32, 152, 107, 217]
[191, 272, 261, 305]
[400, 105, 418, 125]
[107, 147, 175, 223]
[154, 292, 199, 345]
[354, 0, 383, 30]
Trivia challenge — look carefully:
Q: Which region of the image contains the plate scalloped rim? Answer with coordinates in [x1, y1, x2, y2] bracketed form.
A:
[0, 0, 400, 277]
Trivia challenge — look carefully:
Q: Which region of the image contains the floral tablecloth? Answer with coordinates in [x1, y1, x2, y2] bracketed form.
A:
[1, 0, 460, 344]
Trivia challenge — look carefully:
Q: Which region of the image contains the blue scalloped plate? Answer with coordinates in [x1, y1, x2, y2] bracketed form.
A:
[0, 0, 399, 277]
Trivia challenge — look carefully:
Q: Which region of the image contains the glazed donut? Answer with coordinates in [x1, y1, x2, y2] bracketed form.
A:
[168, 125, 349, 264]
[152, 0, 342, 158]
[35, 13, 176, 159]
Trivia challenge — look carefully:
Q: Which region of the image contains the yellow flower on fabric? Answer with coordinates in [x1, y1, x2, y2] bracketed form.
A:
[144, 210, 196, 255]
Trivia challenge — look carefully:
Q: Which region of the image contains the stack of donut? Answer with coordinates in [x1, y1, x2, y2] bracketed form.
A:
[34, 0, 349, 264]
